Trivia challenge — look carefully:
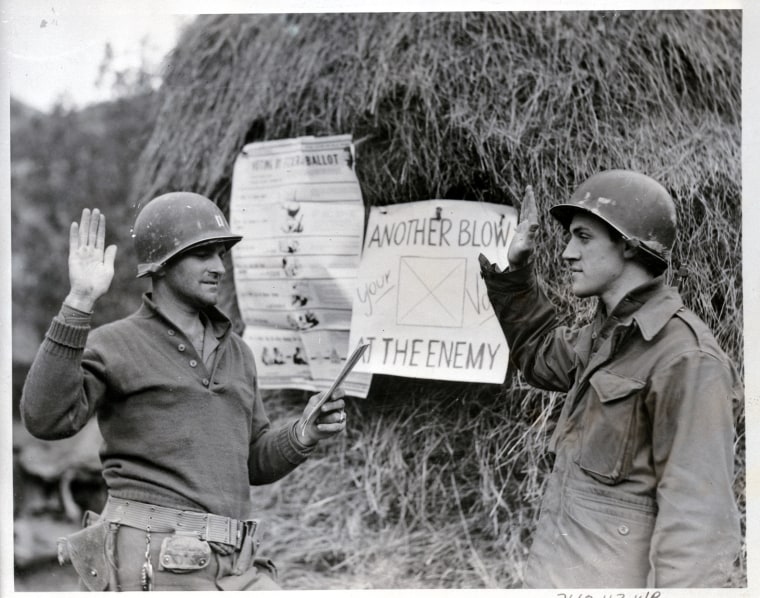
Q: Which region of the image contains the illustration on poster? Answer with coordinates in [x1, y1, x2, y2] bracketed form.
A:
[358, 336, 502, 370]
[292, 293, 309, 306]
[287, 312, 320, 330]
[282, 257, 299, 277]
[293, 347, 308, 364]
[261, 347, 287, 365]
[366, 216, 512, 248]
[291, 282, 310, 306]
[282, 203, 304, 233]
[279, 238, 301, 253]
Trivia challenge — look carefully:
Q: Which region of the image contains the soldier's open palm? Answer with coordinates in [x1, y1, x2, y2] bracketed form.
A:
[67, 208, 117, 310]
[507, 185, 539, 268]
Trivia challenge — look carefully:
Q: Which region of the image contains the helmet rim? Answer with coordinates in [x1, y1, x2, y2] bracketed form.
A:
[136, 233, 242, 278]
[549, 170, 676, 267]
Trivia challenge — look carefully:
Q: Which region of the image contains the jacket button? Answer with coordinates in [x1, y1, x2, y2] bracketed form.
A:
[617, 525, 630, 536]
[189, 360, 198, 368]
[178, 344, 186, 352]
[168, 329, 175, 336]
[202, 378, 210, 386]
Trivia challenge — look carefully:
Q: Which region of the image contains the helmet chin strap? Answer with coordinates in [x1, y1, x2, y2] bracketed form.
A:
[621, 238, 670, 278]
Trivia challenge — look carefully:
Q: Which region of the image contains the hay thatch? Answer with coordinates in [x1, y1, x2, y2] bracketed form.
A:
[132, 11, 743, 588]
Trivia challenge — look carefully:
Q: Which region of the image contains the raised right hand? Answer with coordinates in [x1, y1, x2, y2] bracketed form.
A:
[507, 185, 539, 269]
[65, 208, 118, 312]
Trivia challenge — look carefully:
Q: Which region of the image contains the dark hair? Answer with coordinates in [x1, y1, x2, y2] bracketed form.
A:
[592, 215, 668, 276]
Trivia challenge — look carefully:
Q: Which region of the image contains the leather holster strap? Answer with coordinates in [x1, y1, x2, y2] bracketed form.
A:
[101, 497, 244, 548]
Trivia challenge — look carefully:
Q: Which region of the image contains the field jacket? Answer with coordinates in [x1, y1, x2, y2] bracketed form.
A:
[481, 262, 741, 588]
[21, 293, 314, 520]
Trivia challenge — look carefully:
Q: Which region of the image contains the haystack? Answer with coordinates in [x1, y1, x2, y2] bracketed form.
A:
[132, 12, 744, 588]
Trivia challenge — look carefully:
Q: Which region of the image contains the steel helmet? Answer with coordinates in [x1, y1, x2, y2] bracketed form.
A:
[550, 170, 677, 270]
[133, 192, 242, 278]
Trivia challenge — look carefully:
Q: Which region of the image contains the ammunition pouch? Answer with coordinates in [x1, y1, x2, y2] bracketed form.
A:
[158, 533, 212, 573]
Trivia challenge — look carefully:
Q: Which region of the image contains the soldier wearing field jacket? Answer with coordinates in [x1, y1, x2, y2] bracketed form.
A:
[479, 170, 741, 588]
[21, 193, 348, 591]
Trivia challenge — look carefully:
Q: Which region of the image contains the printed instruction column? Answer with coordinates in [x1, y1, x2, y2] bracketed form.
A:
[230, 135, 371, 397]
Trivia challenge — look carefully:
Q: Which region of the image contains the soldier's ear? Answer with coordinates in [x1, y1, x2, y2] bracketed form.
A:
[622, 238, 640, 259]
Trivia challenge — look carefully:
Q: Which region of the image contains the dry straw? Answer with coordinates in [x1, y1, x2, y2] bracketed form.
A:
[132, 11, 743, 588]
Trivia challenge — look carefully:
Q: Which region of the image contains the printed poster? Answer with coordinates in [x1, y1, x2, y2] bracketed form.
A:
[349, 200, 517, 383]
[230, 135, 371, 397]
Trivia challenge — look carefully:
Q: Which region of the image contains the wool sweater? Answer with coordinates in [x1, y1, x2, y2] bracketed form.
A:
[21, 293, 314, 520]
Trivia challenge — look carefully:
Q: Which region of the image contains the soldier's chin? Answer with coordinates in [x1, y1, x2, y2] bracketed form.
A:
[196, 293, 219, 307]
[571, 284, 593, 298]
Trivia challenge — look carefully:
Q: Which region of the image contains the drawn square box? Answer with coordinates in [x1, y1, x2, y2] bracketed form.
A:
[396, 256, 466, 327]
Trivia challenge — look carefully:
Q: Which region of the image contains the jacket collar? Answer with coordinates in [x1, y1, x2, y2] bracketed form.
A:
[137, 292, 231, 340]
[603, 276, 683, 341]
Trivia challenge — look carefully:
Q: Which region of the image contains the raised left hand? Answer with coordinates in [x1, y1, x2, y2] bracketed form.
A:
[296, 388, 347, 446]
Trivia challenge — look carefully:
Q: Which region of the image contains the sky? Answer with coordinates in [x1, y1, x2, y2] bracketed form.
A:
[4, 0, 745, 112]
[5, 5, 192, 112]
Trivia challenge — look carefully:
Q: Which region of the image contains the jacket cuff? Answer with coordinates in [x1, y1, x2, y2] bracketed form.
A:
[480, 260, 536, 291]
[278, 420, 317, 464]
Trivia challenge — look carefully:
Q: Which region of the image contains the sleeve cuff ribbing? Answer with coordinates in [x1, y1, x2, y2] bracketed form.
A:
[44, 316, 90, 355]
[277, 420, 316, 464]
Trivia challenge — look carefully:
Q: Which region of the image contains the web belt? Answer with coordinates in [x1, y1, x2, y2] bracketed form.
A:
[101, 497, 246, 548]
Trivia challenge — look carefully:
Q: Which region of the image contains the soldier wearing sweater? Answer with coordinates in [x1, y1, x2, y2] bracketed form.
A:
[21, 193, 347, 591]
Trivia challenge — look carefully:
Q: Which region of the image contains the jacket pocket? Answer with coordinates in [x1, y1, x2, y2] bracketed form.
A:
[578, 369, 646, 484]
[563, 485, 656, 587]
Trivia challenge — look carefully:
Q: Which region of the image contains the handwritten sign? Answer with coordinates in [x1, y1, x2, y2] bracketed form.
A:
[349, 200, 516, 383]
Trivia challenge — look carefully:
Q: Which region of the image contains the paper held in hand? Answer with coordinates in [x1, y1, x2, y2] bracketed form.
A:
[300, 343, 370, 434]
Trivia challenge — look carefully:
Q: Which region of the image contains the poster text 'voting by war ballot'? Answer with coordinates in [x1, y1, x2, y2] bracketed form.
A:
[349, 200, 517, 384]
[230, 135, 371, 397]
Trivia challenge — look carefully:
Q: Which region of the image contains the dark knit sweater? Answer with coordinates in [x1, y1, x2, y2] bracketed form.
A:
[21, 293, 314, 520]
